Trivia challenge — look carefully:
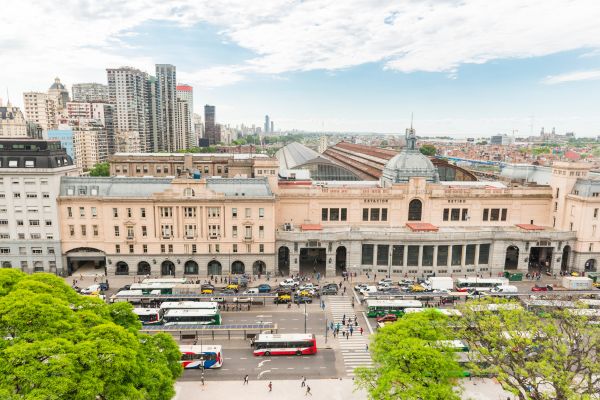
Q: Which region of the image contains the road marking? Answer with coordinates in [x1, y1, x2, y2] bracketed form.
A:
[287, 367, 295, 370]
[221, 368, 230, 371]
[303, 367, 310, 370]
[319, 367, 327, 369]
[256, 315, 272, 318]
[363, 311, 373, 334]
[258, 359, 271, 368]
[240, 357, 248, 360]
[257, 370, 271, 379]
[225, 357, 232, 359]
[272, 367, 279, 370]
[291, 318, 299, 321]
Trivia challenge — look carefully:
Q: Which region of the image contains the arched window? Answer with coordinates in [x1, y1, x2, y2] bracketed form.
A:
[184, 260, 199, 275]
[115, 261, 129, 275]
[504, 246, 519, 270]
[207, 260, 222, 275]
[585, 259, 597, 272]
[161, 260, 175, 276]
[231, 261, 245, 274]
[137, 261, 151, 276]
[184, 187, 195, 197]
[408, 199, 422, 221]
[253, 260, 266, 275]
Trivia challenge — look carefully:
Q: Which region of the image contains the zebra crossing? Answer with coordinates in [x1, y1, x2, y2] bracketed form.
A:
[326, 296, 373, 377]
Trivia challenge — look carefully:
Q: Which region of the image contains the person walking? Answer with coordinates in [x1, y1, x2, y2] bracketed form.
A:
[268, 381, 272, 392]
[346, 330, 349, 340]
[365, 344, 369, 351]
[360, 327, 363, 335]
[244, 374, 249, 385]
[305, 385, 312, 396]
[349, 326, 353, 336]
[301, 376, 306, 387]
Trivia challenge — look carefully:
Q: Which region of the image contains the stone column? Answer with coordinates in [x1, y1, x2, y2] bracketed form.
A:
[433, 246, 438, 268]
[461, 245, 467, 267]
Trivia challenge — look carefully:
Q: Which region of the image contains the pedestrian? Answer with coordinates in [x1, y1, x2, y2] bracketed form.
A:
[360, 327, 363, 335]
[244, 374, 249, 385]
[349, 326, 353, 336]
[354, 320, 358, 327]
[305, 385, 312, 396]
[268, 381, 272, 392]
[201, 373, 205, 386]
[346, 331, 349, 340]
[365, 344, 369, 351]
[301, 376, 306, 387]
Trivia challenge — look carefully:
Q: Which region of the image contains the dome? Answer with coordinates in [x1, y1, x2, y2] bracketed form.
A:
[381, 127, 439, 185]
[49, 77, 66, 90]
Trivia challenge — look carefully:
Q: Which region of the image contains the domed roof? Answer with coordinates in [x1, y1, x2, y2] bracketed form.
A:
[381, 127, 439, 184]
[49, 77, 66, 90]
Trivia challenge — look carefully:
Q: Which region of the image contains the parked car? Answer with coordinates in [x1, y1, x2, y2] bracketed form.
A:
[243, 288, 260, 295]
[376, 314, 398, 323]
[294, 296, 312, 304]
[81, 284, 103, 295]
[377, 282, 393, 291]
[296, 289, 315, 297]
[201, 284, 215, 294]
[258, 284, 272, 293]
[531, 284, 554, 292]
[98, 282, 109, 291]
[321, 287, 338, 295]
[210, 297, 225, 303]
[378, 278, 393, 286]
[322, 283, 338, 290]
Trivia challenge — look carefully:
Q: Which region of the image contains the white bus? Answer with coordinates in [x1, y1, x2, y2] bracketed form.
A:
[142, 278, 188, 285]
[252, 333, 317, 356]
[133, 308, 163, 325]
[163, 308, 221, 325]
[180, 345, 223, 369]
[159, 301, 218, 311]
[456, 278, 509, 292]
[366, 299, 423, 317]
[404, 307, 463, 317]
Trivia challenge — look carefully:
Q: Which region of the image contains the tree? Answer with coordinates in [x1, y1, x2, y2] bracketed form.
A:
[419, 144, 437, 156]
[355, 310, 462, 400]
[0, 271, 182, 399]
[88, 162, 110, 176]
[458, 299, 600, 400]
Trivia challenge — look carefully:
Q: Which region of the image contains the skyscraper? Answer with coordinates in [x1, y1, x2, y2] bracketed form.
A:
[71, 83, 109, 102]
[176, 84, 194, 149]
[204, 105, 218, 145]
[106, 67, 152, 152]
[155, 64, 177, 152]
[23, 92, 57, 132]
[264, 115, 270, 133]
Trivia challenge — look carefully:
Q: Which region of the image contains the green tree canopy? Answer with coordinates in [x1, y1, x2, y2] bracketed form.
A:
[419, 144, 437, 156]
[0, 271, 182, 400]
[88, 162, 110, 176]
[355, 310, 461, 400]
[458, 299, 600, 400]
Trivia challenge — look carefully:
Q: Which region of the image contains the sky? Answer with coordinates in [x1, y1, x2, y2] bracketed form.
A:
[1, 0, 600, 137]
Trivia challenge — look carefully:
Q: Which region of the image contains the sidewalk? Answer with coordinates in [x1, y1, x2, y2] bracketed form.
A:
[175, 378, 367, 400]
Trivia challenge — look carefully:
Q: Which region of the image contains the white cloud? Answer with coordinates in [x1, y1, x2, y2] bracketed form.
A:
[542, 69, 600, 84]
[1, 0, 600, 103]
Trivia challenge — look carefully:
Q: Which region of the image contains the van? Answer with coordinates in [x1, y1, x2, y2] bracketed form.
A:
[359, 286, 378, 294]
[244, 288, 260, 295]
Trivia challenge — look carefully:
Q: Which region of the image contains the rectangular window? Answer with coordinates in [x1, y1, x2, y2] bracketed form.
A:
[245, 226, 252, 239]
[341, 208, 347, 221]
[407, 246, 419, 266]
[91, 207, 97, 217]
[129, 244, 134, 253]
[259, 208, 265, 218]
[29, 220, 40, 226]
[127, 208, 132, 218]
[259, 244, 264, 253]
[361, 244, 374, 265]
[114, 226, 120, 237]
[451, 208, 460, 221]
[161, 225, 173, 238]
[377, 245, 389, 266]
[490, 208, 500, 221]
[381, 208, 388, 221]
[42, 192, 50, 198]
[168, 244, 173, 253]
[330, 208, 340, 221]
[594, 208, 598, 218]
[143, 245, 148, 253]
[245, 208, 251, 218]
[81, 225, 86, 236]
[142, 226, 147, 237]
[115, 244, 120, 254]
[391, 245, 404, 266]
[232, 208, 237, 218]
[79, 207, 85, 217]
[461, 209, 468, 221]
[501, 208, 507, 221]
[69, 225, 75, 236]
[184, 207, 196, 218]
[209, 225, 220, 237]
[482, 208, 489, 221]
[246, 244, 251, 253]
[451, 245, 463, 266]
[465, 244, 476, 265]
[233, 244, 238, 253]
[362, 208, 369, 221]
[127, 226, 134, 239]
[67, 207, 73, 218]
[434, 245, 448, 266]
[184, 224, 196, 238]
[259, 225, 264, 239]
[232, 226, 238, 238]
[322, 208, 328, 221]
[192, 244, 196, 253]
[26, 193, 37, 198]
[93, 225, 98, 236]
[112, 208, 118, 218]
[141, 208, 146, 218]
[160, 207, 173, 218]
[422, 245, 434, 267]
[370, 208, 380, 221]
[161, 244, 166, 253]
[478, 244, 490, 265]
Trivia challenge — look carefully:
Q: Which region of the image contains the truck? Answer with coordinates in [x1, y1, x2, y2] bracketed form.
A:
[562, 276, 593, 290]
[426, 277, 454, 292]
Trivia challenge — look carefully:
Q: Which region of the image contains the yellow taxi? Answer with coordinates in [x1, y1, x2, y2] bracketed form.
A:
[275, 294, 291, 304]
[201, 288, 214, 294]
[411, 284, 425, 292]
[226, 283, 239, 291]
[298, 290, 312, 297]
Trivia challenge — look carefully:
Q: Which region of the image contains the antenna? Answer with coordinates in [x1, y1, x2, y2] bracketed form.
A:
[410, 112, 414, 130]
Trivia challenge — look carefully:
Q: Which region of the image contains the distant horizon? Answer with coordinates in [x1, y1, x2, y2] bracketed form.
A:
[2, 1, 600, 136]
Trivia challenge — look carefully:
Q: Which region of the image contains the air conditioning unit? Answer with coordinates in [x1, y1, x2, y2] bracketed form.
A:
[284, 223, 292, 231]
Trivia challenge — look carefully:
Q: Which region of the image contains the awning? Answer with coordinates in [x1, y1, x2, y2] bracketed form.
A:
[301, 224, 322, 231]
[516, 224, 545, 231]
[406, 222, 439, 232]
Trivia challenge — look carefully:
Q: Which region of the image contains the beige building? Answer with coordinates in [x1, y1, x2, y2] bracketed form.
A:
[58, 177, 276, 277]
[23, 92, 58, 132]
[72, 120, 107, 171]
[109, 152, 278, 179]
[0, 100, 28, 137]
[115, 131, 142, 153]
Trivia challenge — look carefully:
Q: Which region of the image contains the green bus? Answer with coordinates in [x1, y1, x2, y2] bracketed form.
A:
[366, 299, 423, 317]
[162, 308, 222, 325]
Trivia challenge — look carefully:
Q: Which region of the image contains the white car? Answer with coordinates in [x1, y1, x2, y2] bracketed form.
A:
[354, 283, 368, 291]
[80, 284, 102, 294]
[377, 283, 393, 291]
[299, 283, 319, 291]
[378, 278, 393, 286]
[279, 279, 298, 288]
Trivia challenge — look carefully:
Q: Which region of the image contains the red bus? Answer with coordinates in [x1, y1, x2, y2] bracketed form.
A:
[252, 333, 317, 356]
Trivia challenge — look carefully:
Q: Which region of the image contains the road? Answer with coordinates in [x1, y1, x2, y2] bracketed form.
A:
[181, 348, 338, 381]
[221, 307, 329, 334]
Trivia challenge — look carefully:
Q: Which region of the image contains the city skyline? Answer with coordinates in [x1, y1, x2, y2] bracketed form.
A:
[1, 1, 600, 136]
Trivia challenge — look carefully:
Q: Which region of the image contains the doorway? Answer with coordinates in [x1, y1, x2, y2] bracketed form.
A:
[299, 248, 326, 276]
[335, 246, 347, 276]
[529, 247, 553, 273]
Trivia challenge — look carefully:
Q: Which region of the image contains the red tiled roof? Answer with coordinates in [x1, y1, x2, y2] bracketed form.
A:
[301, 224, 322, 231]
[406, 222, 439, 232]
[516, 224, 545, 231]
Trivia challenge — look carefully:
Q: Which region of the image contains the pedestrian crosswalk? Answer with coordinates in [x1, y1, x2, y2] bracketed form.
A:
[326, 296, 373, 377]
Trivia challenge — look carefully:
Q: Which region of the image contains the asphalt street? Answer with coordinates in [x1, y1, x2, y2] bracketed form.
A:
[221, 308, 329, 334]
[180, 348, 338, 381]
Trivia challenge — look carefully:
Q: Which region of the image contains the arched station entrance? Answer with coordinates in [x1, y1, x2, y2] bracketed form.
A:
[253, 260, 266, 275]
[231, 261, 245, 275]
[207, 260, 222, 275]
[335, 246, 347, 276]
[65, 247, 106, 276]
[161, 260, 175, 276]
[278, 246, 290, 276]
[504, 246, 519, 270]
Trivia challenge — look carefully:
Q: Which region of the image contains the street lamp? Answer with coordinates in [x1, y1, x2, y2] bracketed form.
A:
[304, 301, 307, 333]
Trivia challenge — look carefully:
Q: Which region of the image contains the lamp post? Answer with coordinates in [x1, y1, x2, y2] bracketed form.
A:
[304, 301, 307, 333]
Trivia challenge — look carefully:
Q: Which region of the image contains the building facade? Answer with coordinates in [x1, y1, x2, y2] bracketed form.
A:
[58, 177, 276, 277]
[0, 139, 78, 273]
[204, 105, 218, 145]
[156, 64, 177, 152]
[176, 85, 194, 149]
[23, 92, 57, 132]
[72, 83, 109, 103]
[0, 100, 28, 137]
[72, 120, 108, 171]
[47, 78, 70, 111]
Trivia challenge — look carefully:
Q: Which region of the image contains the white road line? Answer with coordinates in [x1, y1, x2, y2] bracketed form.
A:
[363, 311, 374, 334]
[287, 367, 295, 370]
[240, 357, 248, 360]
